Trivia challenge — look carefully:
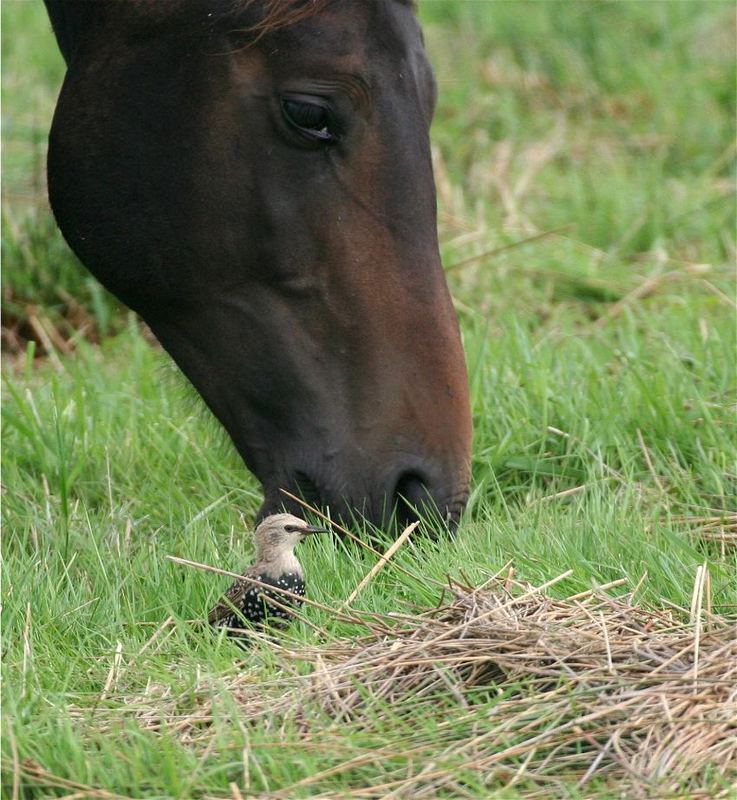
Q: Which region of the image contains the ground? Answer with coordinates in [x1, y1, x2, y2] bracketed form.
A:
[2, 2, 735, 797]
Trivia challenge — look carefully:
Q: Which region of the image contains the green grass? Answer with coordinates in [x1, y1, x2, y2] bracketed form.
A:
[2, 1, 736, 797]
[2, 1, 123, 352]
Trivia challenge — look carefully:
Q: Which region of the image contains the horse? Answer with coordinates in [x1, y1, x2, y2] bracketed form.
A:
[42, 0, 472, 528]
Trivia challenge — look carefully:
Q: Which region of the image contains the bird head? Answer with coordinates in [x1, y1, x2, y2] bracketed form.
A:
[253, 513, 327, 560]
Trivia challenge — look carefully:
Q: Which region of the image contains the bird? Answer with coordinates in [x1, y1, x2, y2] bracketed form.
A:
[208, 513, 326, 639]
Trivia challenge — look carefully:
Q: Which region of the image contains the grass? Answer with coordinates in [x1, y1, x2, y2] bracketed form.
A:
[2, 1, 736, 797]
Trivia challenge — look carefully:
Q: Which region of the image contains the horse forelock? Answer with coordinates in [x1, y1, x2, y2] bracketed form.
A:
[238, 0, 416, 35]
[239, 0, 331, 35]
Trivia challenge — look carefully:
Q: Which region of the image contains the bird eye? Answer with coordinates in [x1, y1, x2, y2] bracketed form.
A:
[281, 96, 340, 144]
[284, 524, 297, 533]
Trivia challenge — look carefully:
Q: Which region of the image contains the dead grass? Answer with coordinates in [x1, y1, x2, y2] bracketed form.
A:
[674, 514, 737, 551]
[57, 572, 736, 799]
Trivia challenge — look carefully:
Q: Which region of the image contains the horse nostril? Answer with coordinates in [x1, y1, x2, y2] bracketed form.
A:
[393, 471, 431, 524]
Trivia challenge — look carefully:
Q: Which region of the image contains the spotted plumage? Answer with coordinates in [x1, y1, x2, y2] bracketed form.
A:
[208, 513, 325, 639]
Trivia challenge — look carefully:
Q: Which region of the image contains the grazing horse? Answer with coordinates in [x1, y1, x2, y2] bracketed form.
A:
[42, 0, 472, 527]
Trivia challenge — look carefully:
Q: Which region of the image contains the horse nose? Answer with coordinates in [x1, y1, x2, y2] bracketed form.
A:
[267, 459, 467, 531]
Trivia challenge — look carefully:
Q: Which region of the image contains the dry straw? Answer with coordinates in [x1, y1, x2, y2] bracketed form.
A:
[28, 571, 737, 799]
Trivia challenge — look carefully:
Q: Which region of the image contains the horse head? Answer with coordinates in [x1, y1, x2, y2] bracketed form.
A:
[44, 0, 472, 528]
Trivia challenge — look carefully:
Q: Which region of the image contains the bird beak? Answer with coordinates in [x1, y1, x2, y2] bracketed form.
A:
[302, 524, 328, 535]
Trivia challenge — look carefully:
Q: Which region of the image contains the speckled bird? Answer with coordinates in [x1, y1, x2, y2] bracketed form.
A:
[208, 513, 326, 637]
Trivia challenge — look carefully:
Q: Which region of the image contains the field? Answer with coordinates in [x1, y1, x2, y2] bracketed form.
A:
[2, 1, 736, 797]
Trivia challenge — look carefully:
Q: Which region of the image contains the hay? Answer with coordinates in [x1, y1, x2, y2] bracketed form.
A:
[122, 574, 736, 797]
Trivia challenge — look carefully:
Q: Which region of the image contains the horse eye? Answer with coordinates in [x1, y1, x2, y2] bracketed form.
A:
[281, 97, 338, 143]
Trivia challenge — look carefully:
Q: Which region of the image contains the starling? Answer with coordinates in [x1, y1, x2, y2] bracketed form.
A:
[208, 513, 326, 638]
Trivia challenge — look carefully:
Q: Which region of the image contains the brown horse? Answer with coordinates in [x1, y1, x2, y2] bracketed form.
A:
[43, 0, 472, 528]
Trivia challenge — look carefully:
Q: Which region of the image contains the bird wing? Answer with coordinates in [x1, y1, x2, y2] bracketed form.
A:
[207, 568, 262, 625]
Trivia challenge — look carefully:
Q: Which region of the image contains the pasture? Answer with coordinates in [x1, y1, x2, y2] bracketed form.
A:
[2, 1, 735, 797]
